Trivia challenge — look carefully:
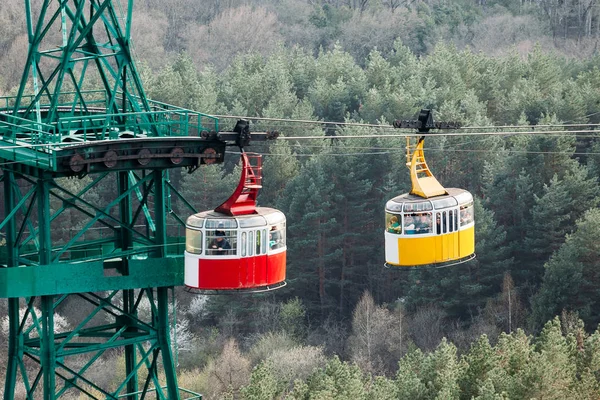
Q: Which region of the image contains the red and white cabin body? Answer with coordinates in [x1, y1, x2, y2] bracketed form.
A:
[185, 208, 286, 292]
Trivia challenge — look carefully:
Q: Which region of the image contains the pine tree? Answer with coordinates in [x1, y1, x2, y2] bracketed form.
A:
[425, 338, 463, 400]
[291, 356, 368, 400]
[370, 375, 398, 399]
[459, 335, 499, 400]
[240, 361, 280, 400]
[278, 155, 340, 319]
[177, 163, 238, 215]
[487, 329, 533, 399]
[395, 349, 428, 400]
[395, 339, 463, 399]
[260, 141, 300, 206]
[405, 199, 512, 322]
[531, 208, 600, 330]
[321, 143, 380, 316]
[522, 174, 572, 286]
[523, 318, 578, 399]
[561, 163, 600, 226]
[308, 43, 367, 121]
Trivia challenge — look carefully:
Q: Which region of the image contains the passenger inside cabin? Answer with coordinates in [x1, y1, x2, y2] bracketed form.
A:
[404, 215, 416, 234]
[269, 226, 282, 249]
[460, 206, 474, 225]
[387, 215, 401, 233]
[414, 213, 431, 234]
[210, 225, 231, 255]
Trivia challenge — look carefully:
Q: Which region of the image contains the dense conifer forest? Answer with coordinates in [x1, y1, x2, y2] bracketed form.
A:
[1, 0, 600, 398]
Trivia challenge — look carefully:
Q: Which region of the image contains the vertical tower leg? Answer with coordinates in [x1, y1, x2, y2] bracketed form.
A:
[40, 297, 56, 400]
[4, 172, 19, 400]
[38, 179, 56, 400]
[153, 170, 179, 399]
[119, 171, 139, 400]
[123, 289, 138, 400]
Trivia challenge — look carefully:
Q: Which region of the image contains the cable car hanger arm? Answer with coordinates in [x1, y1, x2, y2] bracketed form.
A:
[397, 109, 462, 199]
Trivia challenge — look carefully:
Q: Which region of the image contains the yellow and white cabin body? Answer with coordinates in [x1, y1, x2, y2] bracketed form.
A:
[384, 188, 475, 268]
[385, 112, 475, 268]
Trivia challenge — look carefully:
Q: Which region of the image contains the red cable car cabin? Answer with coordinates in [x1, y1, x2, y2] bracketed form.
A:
[185, 209, 286, 291]
[184, 152, 287, 292]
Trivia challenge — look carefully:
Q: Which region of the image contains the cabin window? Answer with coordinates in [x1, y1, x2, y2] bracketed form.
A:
[241, 232, 247, 256]
[386, 213, 402, 234]
[460, 203, 474, 226]
[454, 210, 458, 231]
[269, 224, 285, 250]
[256, 230, 262, 255]
[248, 231, 254, 256]
[404, 212, 432, 234]
[185, 229, 202, 254]
[261, 229, 267, 254]
[403, 202, 433, 212]
[442, 212, 448, 234]
[206, 228, 236, 256]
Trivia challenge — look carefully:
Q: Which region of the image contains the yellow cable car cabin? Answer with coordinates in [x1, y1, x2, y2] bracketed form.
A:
[384, 189, 475, 267]
[384, 117, 475, 268]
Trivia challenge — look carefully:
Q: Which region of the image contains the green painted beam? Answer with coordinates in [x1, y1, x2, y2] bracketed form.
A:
[0, 257, 184, 298]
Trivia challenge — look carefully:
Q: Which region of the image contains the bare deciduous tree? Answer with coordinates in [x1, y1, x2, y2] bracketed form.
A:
[184, 6, 283, 71]
[348, 291, 405, 375]
[267, 345, 327, 391]
[382, 0, 411, 12]
[482, 272, 526, 333]
[203, 338, 251, 399]
[1, 306, 70, 339]
[406, 305, 446, 352]
[131, 9, 169, 70]
[346, 0, 370, 12]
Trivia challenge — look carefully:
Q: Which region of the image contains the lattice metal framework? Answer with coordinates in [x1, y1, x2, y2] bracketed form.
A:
[0, 0, 229, 399]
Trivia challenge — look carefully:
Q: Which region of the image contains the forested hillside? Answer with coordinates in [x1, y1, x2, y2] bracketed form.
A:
[1, 0, 600, 398]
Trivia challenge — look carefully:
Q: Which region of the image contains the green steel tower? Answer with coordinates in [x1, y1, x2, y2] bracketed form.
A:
[0, 1, 264, 398]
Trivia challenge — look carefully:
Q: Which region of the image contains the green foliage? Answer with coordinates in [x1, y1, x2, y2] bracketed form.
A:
[145, 53, 226, 114]
[523, 174, 573, 282]
[459, 335, 499, 400]
[277, 154, 340, 318]
[177, 163, 238, 215]
[174, 314, 600, 399]
[395, 339, 464, 400]
[307, 4, 353, 50]
[527, 318, 578, 399]
[531, 208, 600, 330]
[369, 375, 398, 399]
[291, 356, 368, 400]
[241, 361, 280, 400]
[260, 141, 301, 206]
[280, 297, 307, 340]
[5, 2, 600, 398]
[406, 199, 512, 322]
[396, 349, 429, 399]
[308, 44, 367, 121]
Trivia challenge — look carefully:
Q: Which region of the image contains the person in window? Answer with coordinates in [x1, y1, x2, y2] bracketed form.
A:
[387, 215, 401, 233]
[269, 226, 282, 249]
[210, 230, 231, 255]
[415, 214, 430, 234]
[404, 215, 416, 234]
